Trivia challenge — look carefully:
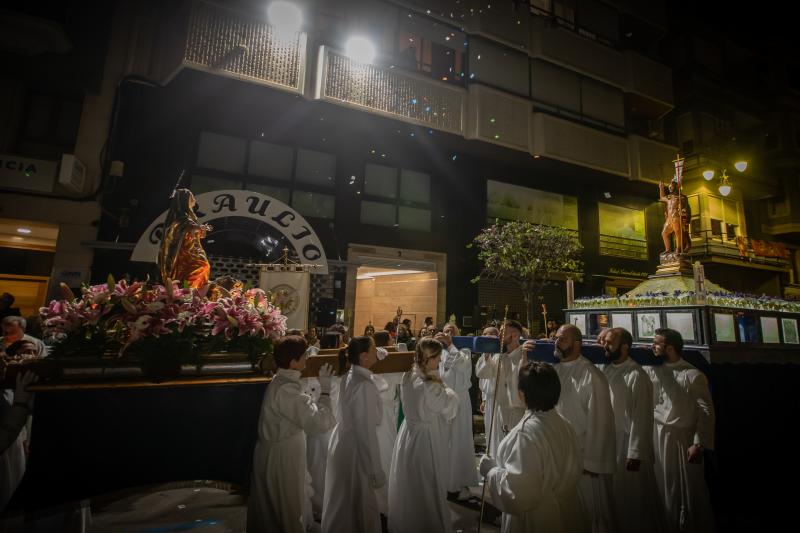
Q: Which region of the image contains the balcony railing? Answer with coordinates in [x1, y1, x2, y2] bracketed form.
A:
[599, 234, 648, 260]
[316, 46, 465, 135]
[179, 0, 306, 92]
[688, 230, 792, 269]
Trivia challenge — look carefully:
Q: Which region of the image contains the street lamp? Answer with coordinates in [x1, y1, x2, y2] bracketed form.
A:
[344, 36, 376, 64]
[702, 160, 748, 196]
[268, 1, 302, 41]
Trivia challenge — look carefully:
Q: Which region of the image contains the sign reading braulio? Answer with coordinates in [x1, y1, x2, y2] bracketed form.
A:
[131, 190, 329, 274]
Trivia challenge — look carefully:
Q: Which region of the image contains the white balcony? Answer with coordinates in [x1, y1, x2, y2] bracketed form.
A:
[629, 135, 678, 183]
[465, 85, 532, 151]
[314, 46, 465, 135]
[625, 50, 674, 111]
[531, 112, 630, 177]
[153, 0, 306, 93]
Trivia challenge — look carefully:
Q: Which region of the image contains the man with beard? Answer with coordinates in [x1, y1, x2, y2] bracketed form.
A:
[600, 328, 665, 533]
[648, 328, 715, 533]
[475, 321, 536, 455]
[552, 324, 618, 533]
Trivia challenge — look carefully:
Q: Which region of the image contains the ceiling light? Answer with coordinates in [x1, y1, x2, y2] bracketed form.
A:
[702, 169, 715, 181]
[734, 160, 748, 172]
[16, 228, 32, 234]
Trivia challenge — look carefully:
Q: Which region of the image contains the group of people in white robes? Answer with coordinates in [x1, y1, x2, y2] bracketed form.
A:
[247, 320, 716, 533]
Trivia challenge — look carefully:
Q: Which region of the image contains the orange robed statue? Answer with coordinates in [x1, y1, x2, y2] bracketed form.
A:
[658, 178, 691, 255]
[157, 188, 212, 288]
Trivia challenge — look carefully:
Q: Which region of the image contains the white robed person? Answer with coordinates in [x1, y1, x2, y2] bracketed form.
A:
[247, 335, 337, 533]
[599, 327, 666, 533]
[479, 361, 590, 533]
[436, 323, 477, 500]
[475, 320, 528, 455]
[648, 328, 715, 533]
[388, 337, 459, 533]
[322, 336, 386, 533]
[478, 326, 500, 448]
[370, 367, 401, 517]
[552, 324, 618, 533]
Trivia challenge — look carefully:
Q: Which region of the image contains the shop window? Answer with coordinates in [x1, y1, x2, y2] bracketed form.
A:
[598, 202, 647, 260]
[248, 141, 293, 181]
[295, 149, 336, 188]
[487, 180, 579, 230]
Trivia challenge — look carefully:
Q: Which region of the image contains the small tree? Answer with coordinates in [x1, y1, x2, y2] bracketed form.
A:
[470, 220, 583, 332]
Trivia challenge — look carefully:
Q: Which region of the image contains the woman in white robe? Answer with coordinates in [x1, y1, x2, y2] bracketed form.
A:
[247, 335, 337, 533]
[437, 324, 477, 498]
[371, 369, 402, 516]
[302, 376, 332, 518]
[388, 337, 459, 533]
[322, 336, 385, 533]
[479, 361, 589, 533]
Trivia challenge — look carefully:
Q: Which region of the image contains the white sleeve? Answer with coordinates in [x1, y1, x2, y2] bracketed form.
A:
[582, 369, 617, 474]
[689, 371, 715, 450]
[441, 349, 472, 392]
[424, 380, 459, 420]
[486, 431, 543, 514]
[475, 353, 498, 380]
[355, 381, 384, 479]
[627, 371, 654, 461]
[275, 382, 337, 436]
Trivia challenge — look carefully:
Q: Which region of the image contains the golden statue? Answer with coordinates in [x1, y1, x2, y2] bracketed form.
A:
[659, 178, 691, 256]
[157, 189, 212, 288]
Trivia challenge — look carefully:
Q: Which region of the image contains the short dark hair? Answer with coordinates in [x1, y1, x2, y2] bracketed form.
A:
[612, 327, 633, 349]
[655, 327, 683, 353]
[274, 335, 309, 368]
[518, 361, 561, 412]
[504, 320, 523, 335]
[373, 330, 391, 347]
[338, 335, 372, 369]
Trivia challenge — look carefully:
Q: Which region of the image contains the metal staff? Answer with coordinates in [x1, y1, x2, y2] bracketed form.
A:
[478, 304, 509, 531]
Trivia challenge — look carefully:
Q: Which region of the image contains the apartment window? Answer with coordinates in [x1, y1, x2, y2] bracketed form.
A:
[361, 163, 431, 231]
[530, 0, 576, 29]
[768, 197, 790, 218]
[397, 12, 465, 85]
[707, 195, 740, 242]
[195, 132, 336, 219]
[530, 59, 625, 131]
[469, 38, 529, 97]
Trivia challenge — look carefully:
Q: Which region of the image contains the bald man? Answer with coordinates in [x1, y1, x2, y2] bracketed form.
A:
[553, 324, 618, 533]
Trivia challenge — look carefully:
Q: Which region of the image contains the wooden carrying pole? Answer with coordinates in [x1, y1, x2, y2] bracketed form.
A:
[478, 305, 509, 531]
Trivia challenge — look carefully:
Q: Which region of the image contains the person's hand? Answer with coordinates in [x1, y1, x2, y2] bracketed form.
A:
[479, 401, 486, 414]
[687, 444, 704, 464]
[14, 371, 38, 404]
[376, 347, 389, 361]
[625, 458, 641, 472]
[318, 363, 334, 394]
[521, 340, 536, 352]
[479, 454, 497, 477]
[370, 470, 386, 489]
[434, 332, 452, 347]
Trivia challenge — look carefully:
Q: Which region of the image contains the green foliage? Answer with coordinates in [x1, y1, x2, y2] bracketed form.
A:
[471, 220, 583, 328]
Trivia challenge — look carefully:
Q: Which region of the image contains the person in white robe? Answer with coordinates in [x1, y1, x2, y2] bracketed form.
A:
[322, 336, 385, 533]
[371, 366, 401, 516]
[474, 320, 528, 456]
[479, 361, 589, 533]
[388, 337, 459, 533]
[436, 323, 477, 500]
[599, 327, 666, 533]
[0, 368, 36, 512]
[302, 375, 331, 518]
[648, 328, 715, 533]
[552, 324, 618, 533]
[478, 326, 500, 455]
[247, 335, 337, 533]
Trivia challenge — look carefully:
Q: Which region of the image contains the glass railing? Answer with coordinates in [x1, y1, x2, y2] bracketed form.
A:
[688, 230, 792, 267]
[599, 234, 648, 260]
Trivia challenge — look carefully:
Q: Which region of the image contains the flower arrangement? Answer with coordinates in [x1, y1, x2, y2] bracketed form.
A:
[572, 289, 800, 313]
[40, 276, 287, 375]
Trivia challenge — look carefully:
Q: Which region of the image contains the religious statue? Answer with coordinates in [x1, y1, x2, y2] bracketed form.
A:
[659, 178, 691, 256]
[157, 188, 212, 288]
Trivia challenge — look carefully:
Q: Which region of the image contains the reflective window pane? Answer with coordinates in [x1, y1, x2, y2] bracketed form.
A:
[295, 149, 336, 187]
[292, 190, 335, 219]
[364, 163, 398, 199]
[197, 131, 246, 173]
[248, 141, 293, 181]
[246, 182, 290, 204]
[191, 175, 243, 194]
[399, 206, 431, 231]
[361, 201, 396, 227]
[400, 169, 430, 203]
